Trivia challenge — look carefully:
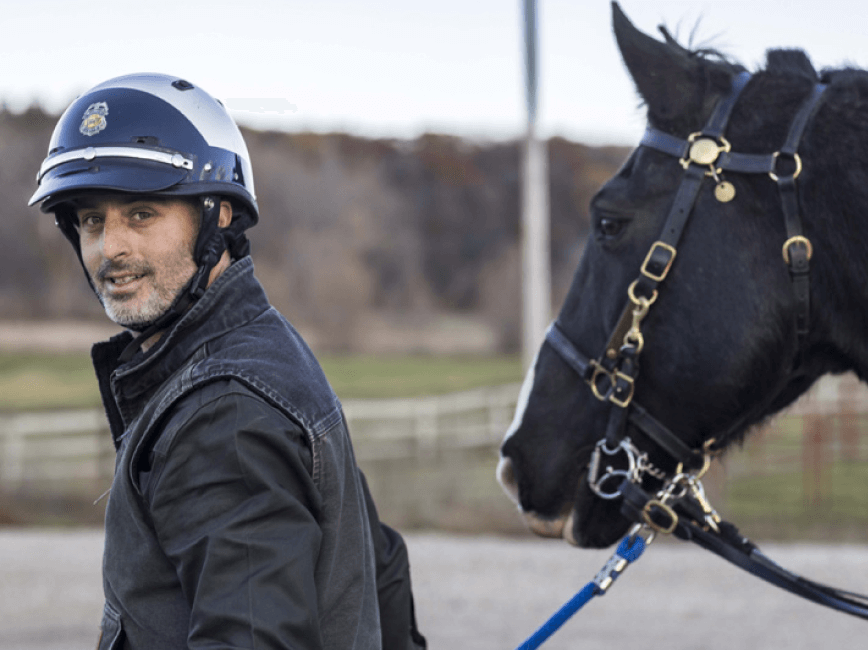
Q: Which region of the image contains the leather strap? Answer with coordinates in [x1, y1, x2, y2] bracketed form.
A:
[717, 150, 775, 174]
[774, 84, 827, 343]
[627, 403, 703, 470]
[545, 323, 703, 470]
[633, 164, 705, 302]
[545, 322, 594, 382]
[639, 129, 688, 158]
[620, 480, 868, 620]
[781, 83, 828, 155]
[702, 71, 752, 137]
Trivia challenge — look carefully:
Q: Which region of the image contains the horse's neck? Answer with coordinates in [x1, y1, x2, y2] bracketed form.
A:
[810, 195, 868, 381]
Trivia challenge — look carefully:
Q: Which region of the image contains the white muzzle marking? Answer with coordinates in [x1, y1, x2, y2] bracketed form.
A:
[501, 350, 538, 443]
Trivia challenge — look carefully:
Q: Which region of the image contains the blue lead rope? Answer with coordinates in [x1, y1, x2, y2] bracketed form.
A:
[515, 532, 648, 650]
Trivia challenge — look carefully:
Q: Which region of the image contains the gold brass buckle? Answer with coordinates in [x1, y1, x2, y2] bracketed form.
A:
[608, 371, 635, 408]
[782, 235, 813, 264]
[640, 241, 678, 282]
[642, 499, 678, 534]
[769, 151, 802, 182]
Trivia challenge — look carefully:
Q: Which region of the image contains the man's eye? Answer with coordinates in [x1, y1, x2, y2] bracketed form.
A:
[598, 218, 624, 238]
[132, 211, 152, 221]
[80, 215, 102, 228]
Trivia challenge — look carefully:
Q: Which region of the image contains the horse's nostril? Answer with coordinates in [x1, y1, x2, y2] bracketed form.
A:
[496, 456, 520, 506]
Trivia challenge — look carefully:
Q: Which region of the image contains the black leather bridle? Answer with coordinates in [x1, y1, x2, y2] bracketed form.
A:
[547, 71, 825, 493]
[544, 73, 868, 619]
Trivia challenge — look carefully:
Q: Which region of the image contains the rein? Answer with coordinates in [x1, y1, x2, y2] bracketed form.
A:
[534, 70, 868, 633]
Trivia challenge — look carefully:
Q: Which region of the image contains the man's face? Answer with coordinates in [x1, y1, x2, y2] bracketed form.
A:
[75, 195, 200, 330]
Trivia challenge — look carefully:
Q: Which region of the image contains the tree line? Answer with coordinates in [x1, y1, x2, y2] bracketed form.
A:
[0, 107, 629, 353]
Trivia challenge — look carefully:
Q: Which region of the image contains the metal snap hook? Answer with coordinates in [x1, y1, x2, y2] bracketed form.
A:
[589, 364, 615, 402]
[627, 280, 658, 308]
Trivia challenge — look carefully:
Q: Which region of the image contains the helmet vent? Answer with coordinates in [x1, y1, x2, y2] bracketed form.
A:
[172, 79, 195, 91]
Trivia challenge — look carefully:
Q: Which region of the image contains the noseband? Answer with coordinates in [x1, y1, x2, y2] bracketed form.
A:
[546, 71, 828, 499]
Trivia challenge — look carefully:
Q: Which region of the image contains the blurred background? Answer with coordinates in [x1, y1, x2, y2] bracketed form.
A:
[2, 1, 868, 647]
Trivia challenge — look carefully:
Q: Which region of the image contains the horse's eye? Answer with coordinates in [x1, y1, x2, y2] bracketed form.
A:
[598, 218, 624, 238]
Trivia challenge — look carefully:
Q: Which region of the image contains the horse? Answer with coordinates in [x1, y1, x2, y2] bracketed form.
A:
[497, 1, 868, 550]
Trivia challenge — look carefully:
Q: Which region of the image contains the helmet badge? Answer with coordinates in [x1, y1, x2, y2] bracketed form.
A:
[79, 102, 109, 136]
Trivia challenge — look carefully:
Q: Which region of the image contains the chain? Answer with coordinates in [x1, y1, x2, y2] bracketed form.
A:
[641, 443, 722, 534]
[588, 438, 675, 499]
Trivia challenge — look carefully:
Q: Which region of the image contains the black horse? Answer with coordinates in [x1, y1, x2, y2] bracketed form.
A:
[498, 2, 868, 549]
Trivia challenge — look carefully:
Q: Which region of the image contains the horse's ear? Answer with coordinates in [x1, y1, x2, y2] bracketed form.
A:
[611, 2, 723, 127]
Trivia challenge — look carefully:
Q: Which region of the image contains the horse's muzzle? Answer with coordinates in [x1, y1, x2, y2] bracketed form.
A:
[496, 456, 581, 545]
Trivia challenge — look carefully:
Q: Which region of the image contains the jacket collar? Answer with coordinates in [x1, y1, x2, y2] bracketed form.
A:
[91, 256, 269, 439]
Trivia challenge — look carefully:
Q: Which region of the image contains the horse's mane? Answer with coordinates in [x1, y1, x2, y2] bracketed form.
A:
[765, 49, 818, 80]
[657, 17, 843, 84]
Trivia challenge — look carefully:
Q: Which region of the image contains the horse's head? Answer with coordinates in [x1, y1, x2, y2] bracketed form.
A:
[498, 2, 850, 547]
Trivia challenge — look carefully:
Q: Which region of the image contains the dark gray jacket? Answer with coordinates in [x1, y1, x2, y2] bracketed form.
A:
[92, 257, 423, 649]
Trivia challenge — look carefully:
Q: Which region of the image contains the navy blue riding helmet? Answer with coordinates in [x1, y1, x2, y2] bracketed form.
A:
[29, 73, 259, 351]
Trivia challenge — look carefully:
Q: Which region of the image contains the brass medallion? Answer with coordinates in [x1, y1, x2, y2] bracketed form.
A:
[714, 181, 736, 203]
[689, 138, 720, 165]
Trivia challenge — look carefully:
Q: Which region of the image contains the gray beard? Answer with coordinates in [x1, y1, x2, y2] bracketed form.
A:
[95, 272, 194, 333]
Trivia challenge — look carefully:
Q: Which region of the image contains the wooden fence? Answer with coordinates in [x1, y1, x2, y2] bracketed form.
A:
[0, 383, 522, 500]
[0, 409, 114, 494]
[1, 374, 867, 532]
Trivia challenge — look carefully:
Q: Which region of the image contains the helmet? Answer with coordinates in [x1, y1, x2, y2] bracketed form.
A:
[30, 73, 260, 356]
[30, 72, 257, 219]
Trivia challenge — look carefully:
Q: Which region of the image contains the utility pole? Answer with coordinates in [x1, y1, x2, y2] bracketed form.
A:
[521, 0, 551, 370]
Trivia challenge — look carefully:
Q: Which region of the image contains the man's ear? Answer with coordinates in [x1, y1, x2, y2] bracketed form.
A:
[218, 200, 233, 228]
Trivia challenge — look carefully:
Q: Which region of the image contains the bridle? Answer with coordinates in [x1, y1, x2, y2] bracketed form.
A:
[539, 72, 868, 620]
[545, 71, 827, 499]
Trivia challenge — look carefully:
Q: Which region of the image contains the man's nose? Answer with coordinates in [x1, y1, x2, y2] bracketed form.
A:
[100, 217, 131, 259]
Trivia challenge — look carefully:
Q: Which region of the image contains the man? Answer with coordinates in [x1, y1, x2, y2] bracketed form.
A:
[29, 73, 426, 650]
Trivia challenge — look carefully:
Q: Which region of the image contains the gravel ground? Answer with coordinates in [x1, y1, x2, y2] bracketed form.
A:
[2, 528, 867, 649]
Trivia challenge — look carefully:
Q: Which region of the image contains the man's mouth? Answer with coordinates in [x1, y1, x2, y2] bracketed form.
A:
[102, 272, 149, 296]
[108, 274, 145, 286]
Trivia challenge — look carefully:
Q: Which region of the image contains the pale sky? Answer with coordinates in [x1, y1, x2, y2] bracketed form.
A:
[4, 0, 867, 146]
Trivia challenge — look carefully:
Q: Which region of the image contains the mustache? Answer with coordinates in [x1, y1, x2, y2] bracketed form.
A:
[95, 259, 153, 283]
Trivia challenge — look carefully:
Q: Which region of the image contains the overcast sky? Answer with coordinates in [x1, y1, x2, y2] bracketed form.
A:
[4, 0, 867, 146]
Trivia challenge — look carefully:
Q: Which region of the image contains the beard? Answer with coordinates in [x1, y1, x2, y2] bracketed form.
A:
[91, 255, 197, 332]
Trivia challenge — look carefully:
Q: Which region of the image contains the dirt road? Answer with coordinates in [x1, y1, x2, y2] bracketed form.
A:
[2, 528, 866, 649]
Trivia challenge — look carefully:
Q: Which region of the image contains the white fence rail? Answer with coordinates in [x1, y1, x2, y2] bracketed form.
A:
[3, 372, 868, 498]
[0, 383, 522, 494]
[0, 409, 113, 492]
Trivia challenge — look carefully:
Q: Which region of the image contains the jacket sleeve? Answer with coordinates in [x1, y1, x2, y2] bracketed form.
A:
[142, 387, 325, 649]
[359, 471, 427, 650]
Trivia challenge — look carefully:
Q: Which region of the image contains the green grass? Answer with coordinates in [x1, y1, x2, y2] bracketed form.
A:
[0, 352, 101, 411]
[722, 461, 868, 541]
[726, 462, 868, 523]
[0, 351, 524, 411]
[318, 354, 523, 399]
[719, 414, 868, 540]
